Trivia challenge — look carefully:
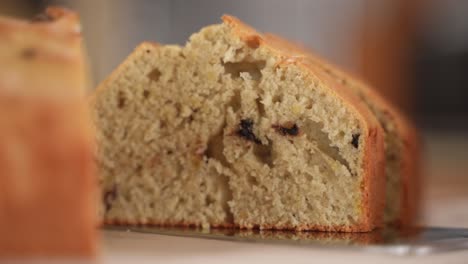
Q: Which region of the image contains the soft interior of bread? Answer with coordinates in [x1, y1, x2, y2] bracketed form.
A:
[93, 23, 368, 230]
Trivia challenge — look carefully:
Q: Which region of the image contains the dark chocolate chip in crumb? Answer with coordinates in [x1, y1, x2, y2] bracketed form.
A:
[104, 186, 117, 212]
[273, 123, 299, 136]
[237, 119, 261, 144]
[351, 133, 360, 148]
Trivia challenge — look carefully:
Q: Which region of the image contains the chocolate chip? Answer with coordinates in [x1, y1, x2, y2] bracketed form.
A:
[351, 133, 360, 148]
[273, 123, 299, 136]
[103, 186, 117, 212]
[237, 119, 261, 144]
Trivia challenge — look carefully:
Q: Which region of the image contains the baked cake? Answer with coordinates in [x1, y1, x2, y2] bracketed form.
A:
[0, 7, 97, 256]
[92, 15, 385, 232]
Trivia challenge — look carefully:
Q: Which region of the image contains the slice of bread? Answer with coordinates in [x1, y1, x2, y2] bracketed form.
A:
[262, 33, 421, 226]
[92, 15, 385, 232]
[0, 7, 97, 256]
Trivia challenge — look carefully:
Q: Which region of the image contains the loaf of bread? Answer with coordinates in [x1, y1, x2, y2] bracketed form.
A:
[262, 33, 421, 225]
[92, 15, 386, 232]
[0, 7, 97, 256]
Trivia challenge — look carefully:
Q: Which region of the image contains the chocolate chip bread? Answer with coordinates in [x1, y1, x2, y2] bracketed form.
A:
[92, 15, 385, 232]
[0, 7, 97, 257]
[262, 33, 421, 226]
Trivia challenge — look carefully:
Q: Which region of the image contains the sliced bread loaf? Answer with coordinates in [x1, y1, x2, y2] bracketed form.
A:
[262, 33, 421, 225]
[0, 7, 97, 256]
[92, 15, 385, 232]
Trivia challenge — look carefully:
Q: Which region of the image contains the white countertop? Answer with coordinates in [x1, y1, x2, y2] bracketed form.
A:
[100, 230, 468, 264]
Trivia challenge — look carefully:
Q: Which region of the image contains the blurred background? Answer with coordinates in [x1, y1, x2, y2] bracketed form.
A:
[1, 0, 467, 227]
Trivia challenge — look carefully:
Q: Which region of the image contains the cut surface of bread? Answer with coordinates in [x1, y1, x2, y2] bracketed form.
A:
[0, 7, 97, 257]
[262, 33, 421, 225]
[92, 15, 385, 232]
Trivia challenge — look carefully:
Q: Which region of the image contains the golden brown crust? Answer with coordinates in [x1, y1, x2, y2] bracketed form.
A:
[222, 15, 385, 232]
[0, 6, 81, 45]
[397, 118, 421, 226]
[0, 6, 86, 97]
[262, 33, 420, 226]
[0, 7, 96, 257]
